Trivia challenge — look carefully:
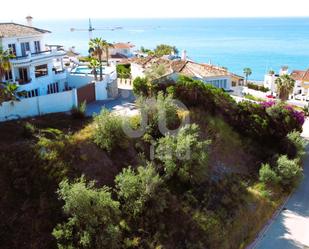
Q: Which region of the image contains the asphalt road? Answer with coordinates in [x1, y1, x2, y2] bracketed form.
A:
[254, 144, 309, 248]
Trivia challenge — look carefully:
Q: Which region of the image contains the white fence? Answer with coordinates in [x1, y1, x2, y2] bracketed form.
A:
[117, 78, 133, 90]
[0, 89, 78, 122]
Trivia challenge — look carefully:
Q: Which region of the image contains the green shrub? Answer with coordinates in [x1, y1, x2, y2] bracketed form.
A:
[71, 101, 86, 119]
[276, 155, 303, 187]
[53, 177, 121, 249]
[137, 92, 180, 138]
[93, 109, 128, 152]
[133, 77, 149, 96]
[154, 44, 178, 56]
[247, 83, 269, 92]
[155, 124, 211, 184]
[115, 163, 165, 217]
[116, 64, 131, 79]
[259, 163, 280, 185]
[244, 93, 264, 102]
[287, 131, 308, 159]
[21, 121, 36, 138]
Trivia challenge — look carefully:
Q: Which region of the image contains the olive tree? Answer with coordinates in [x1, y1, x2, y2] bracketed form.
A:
[52, 177, 121, 249]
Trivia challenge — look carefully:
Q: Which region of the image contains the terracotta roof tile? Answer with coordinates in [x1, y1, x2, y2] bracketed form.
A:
[112, 42, 135, 49]
[302, 69, 309, 81]
[122, 55, 241, 79]
[291, 70, 306, 81]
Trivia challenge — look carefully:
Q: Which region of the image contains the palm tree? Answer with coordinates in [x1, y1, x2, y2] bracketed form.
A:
[0, 47, 13, 82]
[243, 68, 252, 85]
[88, 58, 99, 81]
[275, 74, 295, 101]
[89, 38, 105, 81]
[103, 41, 114, 67]
[0, 83, 25, 104]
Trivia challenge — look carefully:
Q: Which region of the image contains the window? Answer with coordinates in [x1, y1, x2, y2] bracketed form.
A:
[26, 89, 39, 98]
[8, 44, 16, 55]
[47, 82, 59, 94]
[21, 42, 30, 56]
[18, 68, 29, 84]
[35, 64, 48, 78]
[34, 41, 41, 53]
[5, 70, 12, 81]
[223, 79, 227, 89]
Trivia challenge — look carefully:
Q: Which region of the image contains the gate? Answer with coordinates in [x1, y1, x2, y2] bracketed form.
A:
[77, 83, 95, 104]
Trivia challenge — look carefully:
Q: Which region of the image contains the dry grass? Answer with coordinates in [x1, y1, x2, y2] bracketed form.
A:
[235, 183, 286, 249]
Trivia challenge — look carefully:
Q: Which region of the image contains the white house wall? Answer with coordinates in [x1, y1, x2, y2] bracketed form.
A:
[16, 59, 67, 95]
[67, 74, 94, 89]
[1, 34, 45, 56]
[95, 81, 108, 100]
[131, 63, 145, 79]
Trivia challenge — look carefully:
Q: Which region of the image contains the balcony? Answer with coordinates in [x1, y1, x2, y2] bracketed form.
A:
[10, 49, 66, 66]
[16, 78, 32, 85]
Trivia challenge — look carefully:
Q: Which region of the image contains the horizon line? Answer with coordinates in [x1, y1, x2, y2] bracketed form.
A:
[1, 15, 309, 22]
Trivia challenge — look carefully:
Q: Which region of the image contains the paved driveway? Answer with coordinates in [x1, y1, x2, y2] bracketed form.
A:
[254, 146, 309, 249]
[86, 94, 138, 117]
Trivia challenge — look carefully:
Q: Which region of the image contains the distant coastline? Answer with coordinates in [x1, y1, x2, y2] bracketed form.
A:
[35, 17, 309, 80]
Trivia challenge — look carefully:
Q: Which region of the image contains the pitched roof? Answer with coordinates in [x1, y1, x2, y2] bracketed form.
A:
[291, 70, 306, 81]
[0, 23, 50, 38]
[303, 70, 309, 81]
[112, 42, 135, 49]
[110, 53, 128, 59]
[122, 55, 242, 79]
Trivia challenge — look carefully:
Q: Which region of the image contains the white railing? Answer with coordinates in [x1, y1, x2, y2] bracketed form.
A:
[117, 78, 133, 89]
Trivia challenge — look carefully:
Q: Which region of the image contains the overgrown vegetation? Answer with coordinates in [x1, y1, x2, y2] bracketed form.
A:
[117, 64, 131, 79]
[247, 82, 269, 92]
[93, 109, 129, 152]
[0, 75, 306, 249]
[71, 101, 87, 119]
[140, 44, 178, 56]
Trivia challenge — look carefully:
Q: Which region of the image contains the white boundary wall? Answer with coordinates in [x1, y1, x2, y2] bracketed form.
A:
[95, 81, 108, 100]
[0, 89, 78, 122]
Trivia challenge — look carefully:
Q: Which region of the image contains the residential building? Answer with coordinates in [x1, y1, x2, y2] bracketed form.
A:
[290, 69, 309, 96]
[110, 42, 135, 57]
[105, 42, 135, 63]
[0, 20, 67, 98]
[263, 66, 289, 93]
[124, 56, 244, 90]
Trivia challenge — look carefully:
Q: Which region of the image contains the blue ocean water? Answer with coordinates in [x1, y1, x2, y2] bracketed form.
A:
[36, 18, 309, 80]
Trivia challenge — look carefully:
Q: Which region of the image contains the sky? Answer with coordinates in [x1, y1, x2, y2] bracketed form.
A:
[1, 0, 309, 21]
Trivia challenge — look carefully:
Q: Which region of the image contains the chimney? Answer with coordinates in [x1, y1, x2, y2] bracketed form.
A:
[26, 16, 33, 27]
[181, 50, 187, 61]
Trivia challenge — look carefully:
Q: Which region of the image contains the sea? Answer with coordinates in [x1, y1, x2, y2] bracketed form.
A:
[34, 18, 309, 80]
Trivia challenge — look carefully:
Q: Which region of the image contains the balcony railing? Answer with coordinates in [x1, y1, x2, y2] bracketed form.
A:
[11, 49, 66, 61]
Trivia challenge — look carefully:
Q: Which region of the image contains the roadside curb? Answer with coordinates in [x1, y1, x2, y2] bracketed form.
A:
[246, 190, 294, 249]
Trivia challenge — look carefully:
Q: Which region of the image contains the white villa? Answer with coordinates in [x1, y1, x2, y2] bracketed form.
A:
[0, 17, 117, 121]
[263, 66, 289, 93]
[263, 66, 309, 99]
[0, 18, 67, 98]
